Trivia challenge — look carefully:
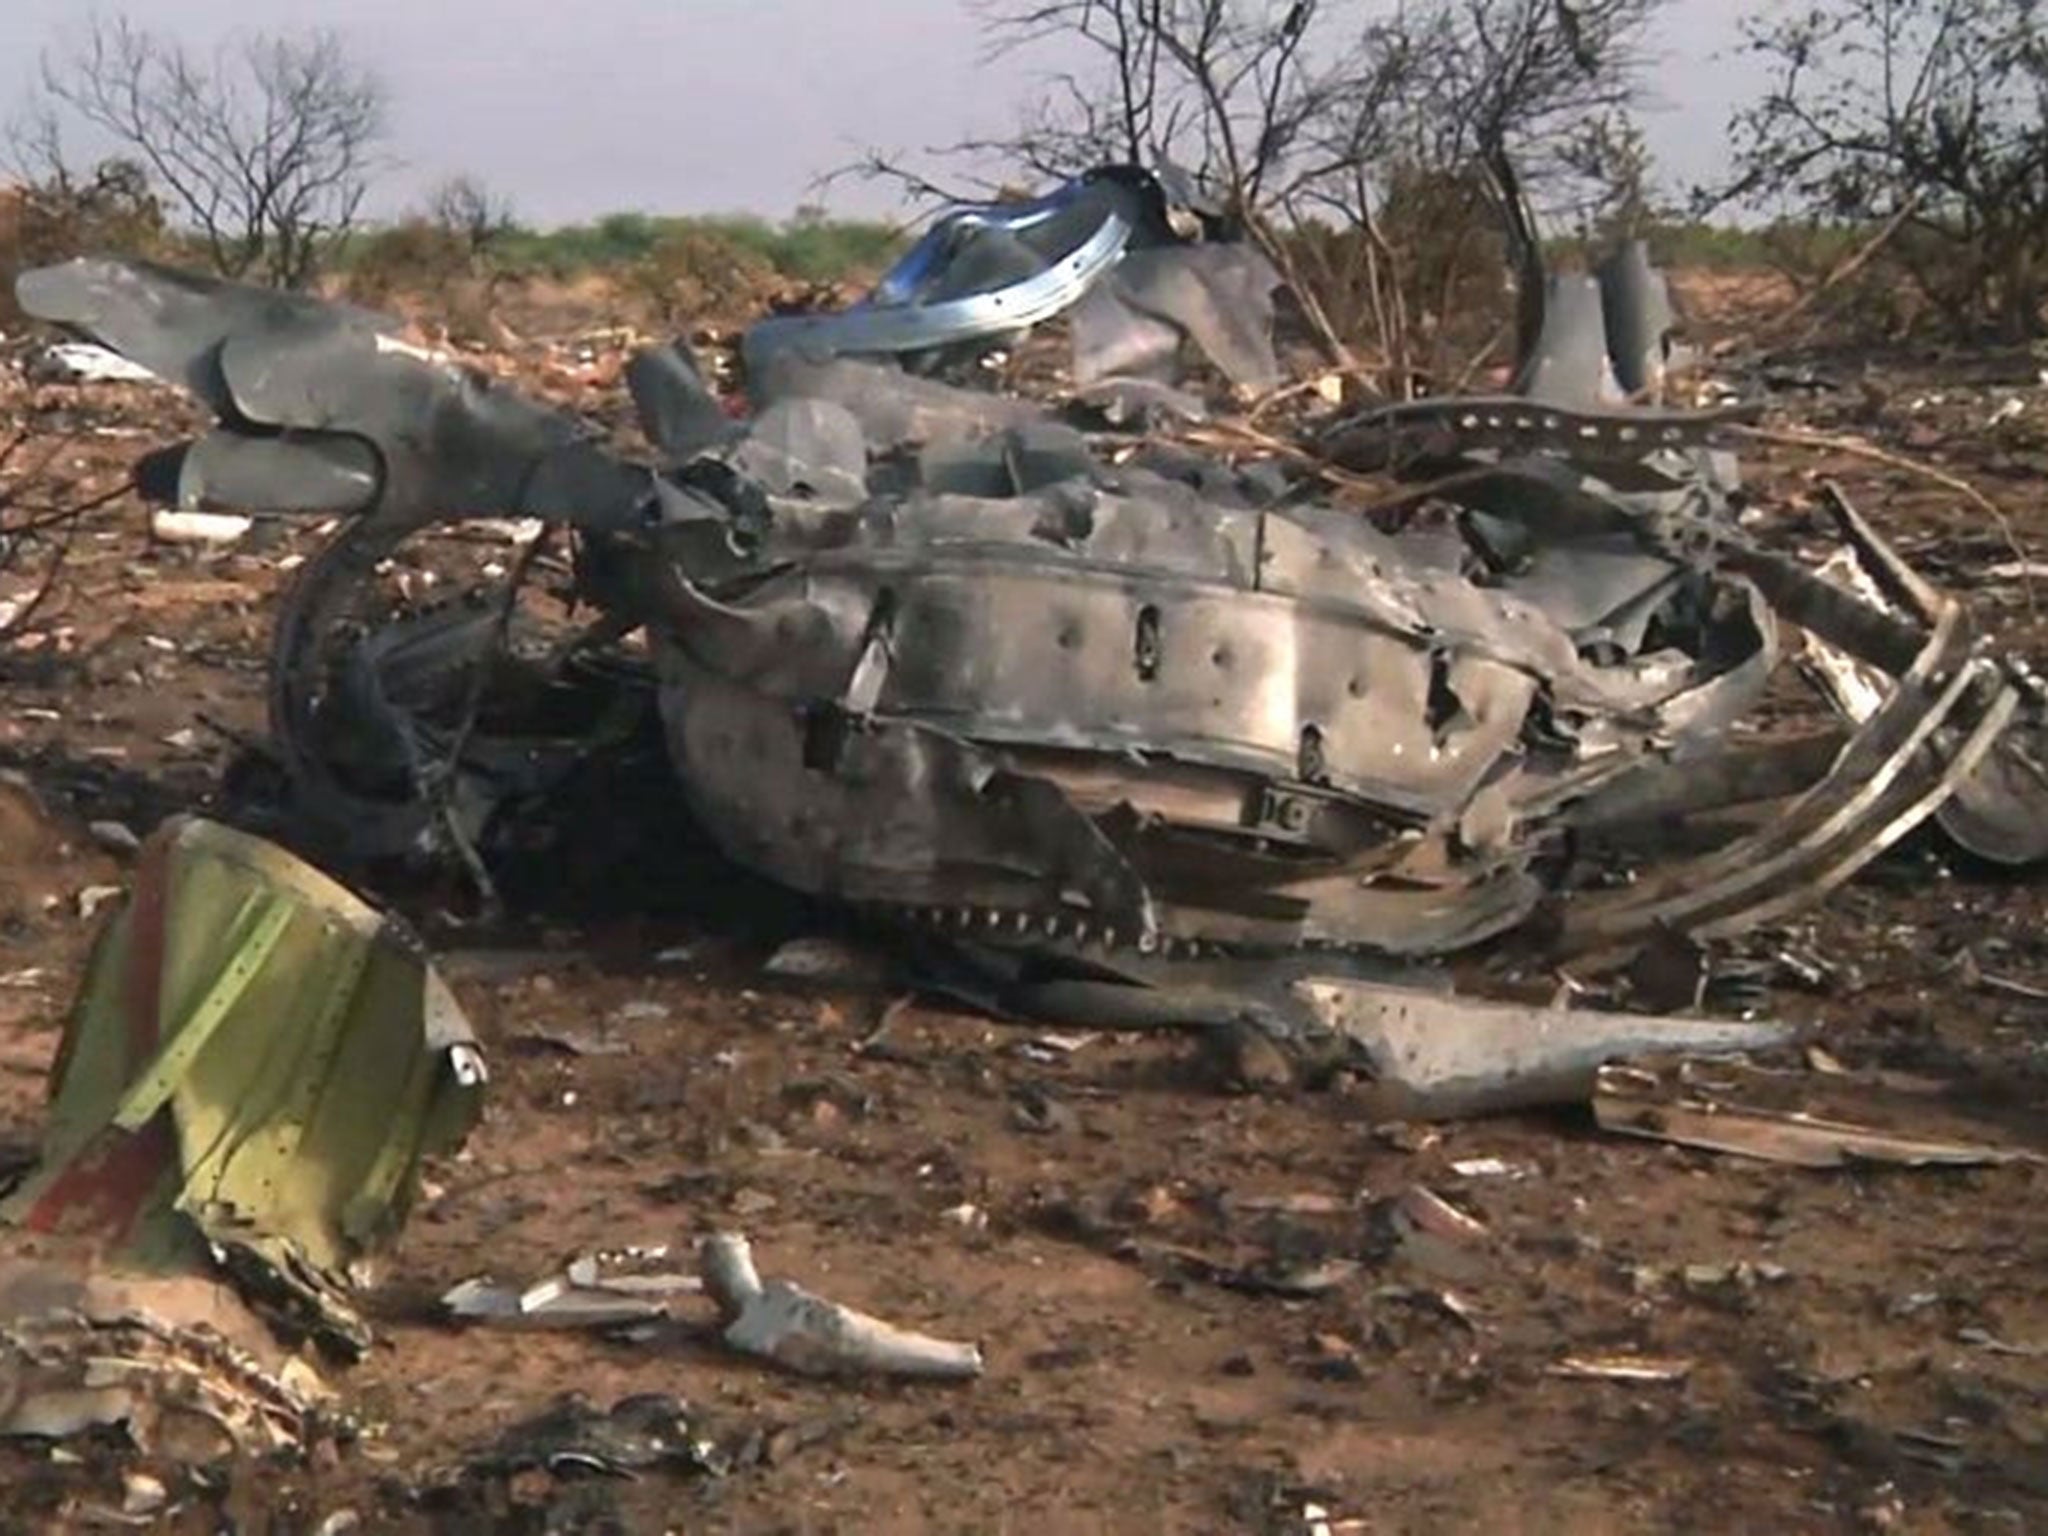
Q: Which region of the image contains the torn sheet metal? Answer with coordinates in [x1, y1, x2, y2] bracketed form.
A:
[0, 818, 486, 1356]
[1795, 495, 2048, 867]
[0, 1251, 329, 1454]
[34, 341, 161, 385]
[701, 1233, 982, 1380]
[443, 1248, 701, 1331]
[19, 221, 2048, 1098]
[744, 175, 1138, 373]
[741, 165, 1280, 392]
[1291, 978, 1793, 1119]
[1592, 1062, 2040, 1168]
[1597, 241, 1681, 400]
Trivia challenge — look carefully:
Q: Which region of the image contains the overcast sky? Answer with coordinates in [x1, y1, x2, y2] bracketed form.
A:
[0, 1, 1764, 225]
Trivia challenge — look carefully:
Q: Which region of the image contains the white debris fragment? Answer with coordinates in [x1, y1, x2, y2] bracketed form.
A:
[442, 1247, 702, 1330]
[41, 342, 159, 384]
[1018, 1031, 1099, 1063]
[701, 1232, 983, 1380]
[1548, 1354, 1694, 1384]
[1448, 1156, 1531, 1180]
[77, 885, 125, 920]
[611, 999, 672, 1025]
[152, 509, 253, 545]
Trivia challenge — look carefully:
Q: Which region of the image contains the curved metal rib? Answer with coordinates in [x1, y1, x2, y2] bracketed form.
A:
[1559, 602, 2009, 953]
[742, 211, 1133, 373]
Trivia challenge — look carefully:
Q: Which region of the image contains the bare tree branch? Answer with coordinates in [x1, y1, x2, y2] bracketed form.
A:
[1713, 0, 2048, 338]
[28, 16, 388, 288]
[0, 421, 125, 644]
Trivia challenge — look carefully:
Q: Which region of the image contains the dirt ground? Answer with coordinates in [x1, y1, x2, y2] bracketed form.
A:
[5, 284, 2048, 1534]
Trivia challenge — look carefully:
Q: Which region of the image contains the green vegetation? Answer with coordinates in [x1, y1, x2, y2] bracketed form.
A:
[346, 208, 906, 286]
[1541, 221, 1866, 274]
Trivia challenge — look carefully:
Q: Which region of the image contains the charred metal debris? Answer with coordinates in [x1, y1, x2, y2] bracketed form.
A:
[14, 162, 2048, 1089]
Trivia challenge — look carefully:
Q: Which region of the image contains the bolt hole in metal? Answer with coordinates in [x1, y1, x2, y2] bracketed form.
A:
[1135, 603, 1162, 682]
[1298, 723, 1328, 784]
[1426, 651, 1464, 736]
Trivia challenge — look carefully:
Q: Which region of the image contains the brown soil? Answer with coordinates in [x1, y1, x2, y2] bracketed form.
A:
[4, 294, 2048, 1535]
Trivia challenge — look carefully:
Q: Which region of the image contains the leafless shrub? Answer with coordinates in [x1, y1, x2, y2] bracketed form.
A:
[21, 15, 388, 289]
[0, 421, 124, 645]
[427, 175, 519, 268]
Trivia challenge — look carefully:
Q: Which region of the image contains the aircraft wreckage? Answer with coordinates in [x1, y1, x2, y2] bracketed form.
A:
[14, 164, 2048, 1114]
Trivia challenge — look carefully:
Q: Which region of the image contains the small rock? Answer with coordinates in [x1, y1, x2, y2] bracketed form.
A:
[763, 935, 881, 983]
[1008, 1086, 1077, 1135]
[1371, 1121, 1441, 1153]
[734, 1120, 787, 1153]
[1211, 1024, 1296, 1092]
[1119, 1183, 1184, 1226]
[1303, 1332, 1365, 1382]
